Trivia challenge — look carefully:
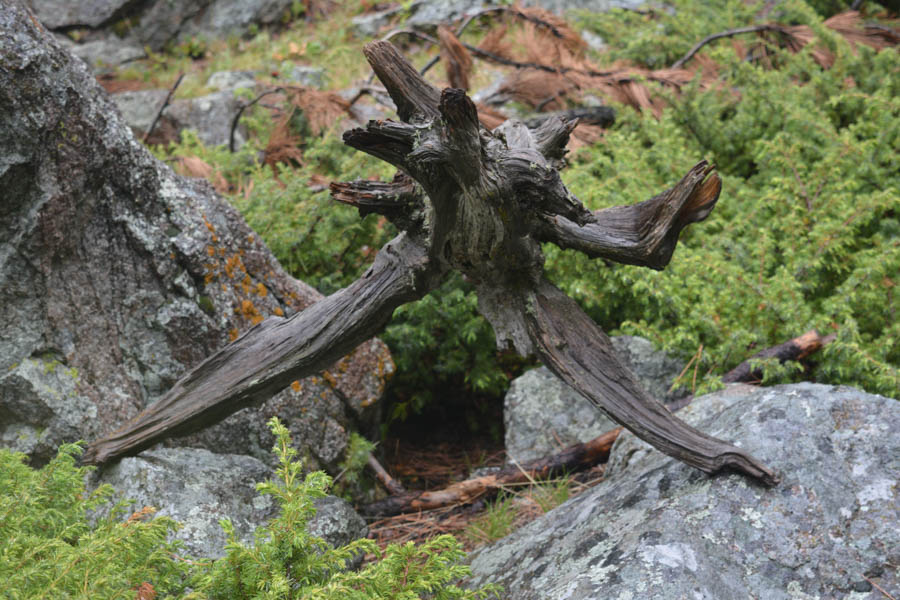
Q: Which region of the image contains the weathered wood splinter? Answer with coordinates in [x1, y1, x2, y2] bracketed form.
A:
[84, 42, 778, 488]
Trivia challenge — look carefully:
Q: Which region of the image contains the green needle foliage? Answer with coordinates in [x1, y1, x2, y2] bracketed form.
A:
[1, 421, 500, 599]
[556, 0, 899, 396]
[0, 443, 193, 599]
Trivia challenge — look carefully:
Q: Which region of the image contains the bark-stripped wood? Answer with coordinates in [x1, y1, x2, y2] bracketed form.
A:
[83, 234, 444, 464]
[86, 41, 779, 488]
[722, 329, 834, 384]
[523, 279, 779, 486]
[361, 428, 623, 518]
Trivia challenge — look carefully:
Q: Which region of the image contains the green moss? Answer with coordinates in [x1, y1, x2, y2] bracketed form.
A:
[197, 295, 216, 316]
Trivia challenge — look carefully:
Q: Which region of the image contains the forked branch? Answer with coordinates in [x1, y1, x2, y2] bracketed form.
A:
[85, 41, 778, 490]
[536, 161, 721, 269]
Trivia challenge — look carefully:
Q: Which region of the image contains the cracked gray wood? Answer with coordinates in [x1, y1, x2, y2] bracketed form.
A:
[85, 41, 779, 487]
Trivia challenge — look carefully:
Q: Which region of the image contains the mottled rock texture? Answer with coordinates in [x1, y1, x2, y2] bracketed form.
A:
[470, 383, 899, 599]
[351, 0, 650, 37]
[0, 2, 392, 469]
[27, 0, 298, 51]
[505, 336, 686, 463]
[94, 447, 367, 558]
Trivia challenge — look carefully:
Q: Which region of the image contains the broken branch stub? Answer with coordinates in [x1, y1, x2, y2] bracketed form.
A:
[86, 41, 778, 487]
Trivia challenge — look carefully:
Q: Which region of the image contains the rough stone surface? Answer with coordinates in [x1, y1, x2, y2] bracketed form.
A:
[30, 0, 297, 53]
[206, 70, 257, 92]
[350, 0, 648, 36]
[470, 383, 900, 599]
[307, 495, 369, 550]
[504, 336, 686, 463]
[610, 335, 689, 405]
[164, 90, 246, 148]
[522, 0, 649, 14]
[284, 65, 326, 88]
[0, 3, 392, 468]
[54, 35, 146, 73]
[0, 358, 101, 464]
[93, 447, 367, 558]
[27, 0, 131, 29]
[110, 89, 170, 133]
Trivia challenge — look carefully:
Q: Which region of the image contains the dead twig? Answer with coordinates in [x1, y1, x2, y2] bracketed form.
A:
[722, 329, 835, 384]
[420, 5, 570, 76]
[360, 427, 622, 517]
[229, 88, 284, 152]
[671, 25, 782, 69]
[380, 28, 439, 46]
[367, 452, 407, 495]
[862, 574, 897, 600]
[143, 72, 184, 144]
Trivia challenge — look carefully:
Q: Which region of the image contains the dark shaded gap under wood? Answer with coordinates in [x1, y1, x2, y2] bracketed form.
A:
[360, 427, 622, 517]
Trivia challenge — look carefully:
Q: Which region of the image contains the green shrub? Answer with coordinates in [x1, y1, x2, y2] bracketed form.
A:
[0, 443, 194, 599]
[552, 4, 899, 396]
[0, 422, 501, 599]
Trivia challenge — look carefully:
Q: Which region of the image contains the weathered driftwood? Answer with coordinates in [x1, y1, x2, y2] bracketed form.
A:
[361, 427, 623, 518]
[722, 329, 834, 384]
[367, 452, 408, 496]
[85, 41, 778, 487]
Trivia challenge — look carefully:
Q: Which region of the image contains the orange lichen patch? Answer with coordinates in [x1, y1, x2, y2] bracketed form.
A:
[240, 299, 264, 325]
[322, 370, 337, 388]
[206, 245, 216, 257]
[229, 328, 239, 341]
[202, 217, 219, 243]
[218, 247, 225, 257]
[204, 271, 217, 285]
[224, 255, 239, 278]
[241, 274, 252, 294]
[256, 282, 268, 297]
[291, 380, 301, 392]
[377, 352, 397, 383]
[274, 307, 284, 317]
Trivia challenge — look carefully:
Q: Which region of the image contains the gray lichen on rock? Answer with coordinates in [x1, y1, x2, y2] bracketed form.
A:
[469, 383, 900, 599]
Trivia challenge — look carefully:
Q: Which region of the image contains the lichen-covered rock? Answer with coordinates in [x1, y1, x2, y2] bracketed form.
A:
[504, 336, 686, 463]
[0, 358, 100, 464]
[28, 0, 298, 52]
[350, 0, 649, 37]
[110, 89, 170, 134]
[307, 495, 368, 550]
[27, 0, 131, 29]
[206, 70, 257, 92]
[164, 90, 247, 148]
[93, 447, 367, 558]
[0, 2, 392, 468]
[470, 383, 900, 599]
[54, 34, 146, 72]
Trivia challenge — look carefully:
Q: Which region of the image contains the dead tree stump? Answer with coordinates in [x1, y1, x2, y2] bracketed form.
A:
[85, 42, 778, 487]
